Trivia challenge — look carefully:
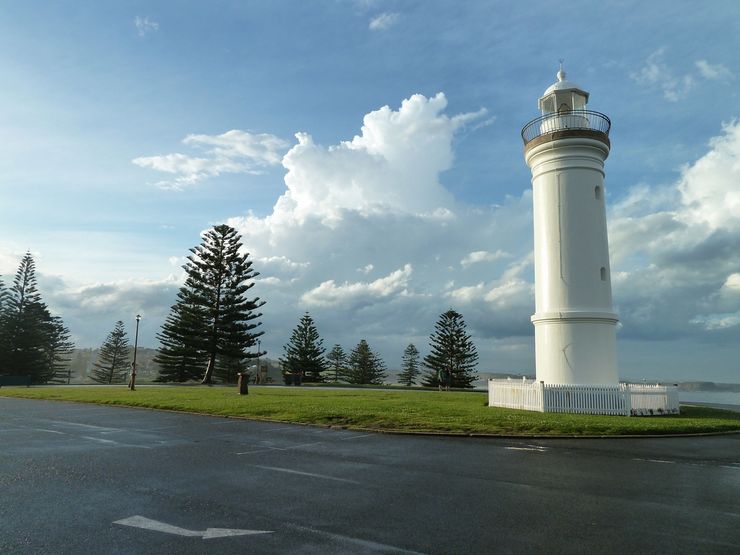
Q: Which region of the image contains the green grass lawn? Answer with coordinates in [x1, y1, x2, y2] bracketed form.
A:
[1, 385, 738, 436]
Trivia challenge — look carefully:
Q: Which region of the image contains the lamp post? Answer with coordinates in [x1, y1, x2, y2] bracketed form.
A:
[256, 339, 261, 384]
[129, 314, 141, 391]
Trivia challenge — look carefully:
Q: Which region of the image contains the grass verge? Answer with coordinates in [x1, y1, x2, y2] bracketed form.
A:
[1, 385, 738, 436]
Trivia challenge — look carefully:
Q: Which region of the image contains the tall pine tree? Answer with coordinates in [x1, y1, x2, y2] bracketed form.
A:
[155, 224, 265, 384]
[0, 252, 52, 382]
[91, 321, 131, 384]
[422, 310, 479, 389]
[326, 344, 347, 383]
[346, 339, 387, 385]
[398, 343, 420, 386]
[280, 312, 327, 383]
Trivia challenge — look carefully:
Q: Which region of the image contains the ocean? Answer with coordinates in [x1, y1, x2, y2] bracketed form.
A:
[679, 391, 740, 410]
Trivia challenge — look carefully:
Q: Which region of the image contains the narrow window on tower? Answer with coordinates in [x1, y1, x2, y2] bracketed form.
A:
[600, 267, 606, 281]
[595, 186, 601, 199]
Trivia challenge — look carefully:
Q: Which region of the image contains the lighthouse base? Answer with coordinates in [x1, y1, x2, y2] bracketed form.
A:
[532, 311, 619, 385]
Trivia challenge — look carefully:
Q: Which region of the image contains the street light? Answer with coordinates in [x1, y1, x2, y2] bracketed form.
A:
[129, 314, 141, 391]
[257, 339, 261, 384]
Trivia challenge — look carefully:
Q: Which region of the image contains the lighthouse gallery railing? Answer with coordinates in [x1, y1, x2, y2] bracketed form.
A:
[521, 109, 611, 145]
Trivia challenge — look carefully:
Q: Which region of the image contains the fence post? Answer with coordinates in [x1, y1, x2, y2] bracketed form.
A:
[539, 381, 546, 412]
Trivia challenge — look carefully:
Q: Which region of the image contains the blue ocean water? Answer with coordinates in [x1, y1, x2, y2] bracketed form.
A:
[680, 391, 740, 410]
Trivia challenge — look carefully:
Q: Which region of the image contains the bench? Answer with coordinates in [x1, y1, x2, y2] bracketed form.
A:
[0, 375, 32, 387]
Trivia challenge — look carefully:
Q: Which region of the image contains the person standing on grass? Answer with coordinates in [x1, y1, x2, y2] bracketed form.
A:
[128, 362, 137, 391]
[438, 368, 451, 391]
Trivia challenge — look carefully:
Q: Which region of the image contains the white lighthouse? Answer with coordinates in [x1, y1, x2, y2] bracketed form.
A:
[522, 67, 618, 385]
[488, 67, 679, 416]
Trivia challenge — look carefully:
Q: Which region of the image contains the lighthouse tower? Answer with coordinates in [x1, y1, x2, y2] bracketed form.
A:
[522, 67, 618, 385]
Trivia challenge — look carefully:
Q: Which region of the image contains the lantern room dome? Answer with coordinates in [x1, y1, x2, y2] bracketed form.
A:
[538, 67, 589, 114]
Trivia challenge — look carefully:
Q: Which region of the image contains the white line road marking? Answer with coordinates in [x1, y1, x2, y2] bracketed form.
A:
[235, 441, 322, 455]
[505, 446, 548, 452]
[80, 436, 153, 449]
[632, 458, 675, 464]
[288, 524, 426, 554]
[340, 433, 375, 440]
[46, 420, 125, 433]
[251, 465, 361, 484]
[113, 515, 273, 540]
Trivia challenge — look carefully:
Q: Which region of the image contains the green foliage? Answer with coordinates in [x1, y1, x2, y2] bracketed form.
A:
[91, 321, 131, 384]
[0, 252, 73, 383]
[398, 343, 420, 386]
[422, 310, 479, 389]
[280, 312, 327, 383]
[346, 339, 387, 385]
[326, 344, 347, 383]
[155, 225, 265, 384]
[43, 316, 75, 384]
[154, 289, 208, 382]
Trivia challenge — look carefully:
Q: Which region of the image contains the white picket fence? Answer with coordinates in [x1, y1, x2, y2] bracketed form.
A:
[488, 378, 679, 416]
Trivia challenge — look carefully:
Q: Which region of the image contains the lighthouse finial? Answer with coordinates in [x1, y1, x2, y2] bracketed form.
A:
[557, 59, 566, 82]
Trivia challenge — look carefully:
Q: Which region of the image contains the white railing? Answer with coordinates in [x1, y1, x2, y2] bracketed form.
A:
[488, 379, 680, 416]
[487, 377, 544, 412]
[543, 383, 629, 416]
[627, 383, 680, 415]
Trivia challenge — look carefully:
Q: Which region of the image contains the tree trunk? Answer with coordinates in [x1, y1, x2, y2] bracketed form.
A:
[201, 357, 215, 384]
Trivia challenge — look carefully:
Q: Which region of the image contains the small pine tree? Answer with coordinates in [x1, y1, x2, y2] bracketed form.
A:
[422, 310, 479, 389]
[280, 312, 327, 383]
[398, 343, 420, 386]
[346, 339, 387, 385]
[91, 321, 131, 384]
[326, 344, 347, 383]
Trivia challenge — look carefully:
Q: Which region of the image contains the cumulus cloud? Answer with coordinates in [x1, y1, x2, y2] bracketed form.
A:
[302, 264, 413, 307]
[133, 130, 290, 189]
[608, 120, 740, 337]
[134, 16, 159, 37]
[369, 12, 399, 30]
[631, 49, 733, 101]
[460, 250, 510, 268]
[261, 93, 486, 225]
[219, 93, 537, 366]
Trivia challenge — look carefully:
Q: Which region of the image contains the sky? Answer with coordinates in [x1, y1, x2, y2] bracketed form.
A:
[1, 1, 739, 383]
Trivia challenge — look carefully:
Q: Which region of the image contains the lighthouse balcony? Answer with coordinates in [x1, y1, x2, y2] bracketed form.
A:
[521, 109, 610, 147]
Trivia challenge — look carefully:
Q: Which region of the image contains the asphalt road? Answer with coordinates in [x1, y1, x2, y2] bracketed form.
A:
[1, 397, 738, 554]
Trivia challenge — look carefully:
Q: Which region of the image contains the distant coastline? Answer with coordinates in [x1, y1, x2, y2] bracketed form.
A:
[678, 381, 740, 393]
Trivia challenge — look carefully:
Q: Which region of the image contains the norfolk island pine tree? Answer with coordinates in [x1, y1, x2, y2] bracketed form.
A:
[91, 321, 131, 384]
[0, 252, 72, 383]
[280, 312, 327, 383]
[346, 339, 387, 385]
[155, 225, 265, 384]
[327, 344, 347, 383]
[398, 343, 421, 386]
[422, 309, 479, 389]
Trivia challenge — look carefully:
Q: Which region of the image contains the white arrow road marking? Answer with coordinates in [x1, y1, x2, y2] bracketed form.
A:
[113, 515, 273, 540]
